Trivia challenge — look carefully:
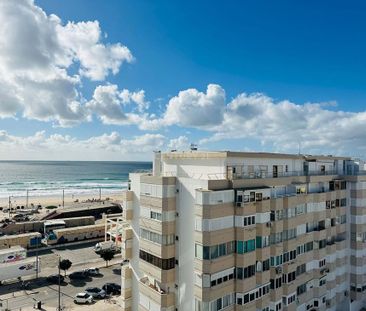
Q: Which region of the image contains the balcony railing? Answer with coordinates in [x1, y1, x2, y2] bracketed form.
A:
[228, 169, 340, 180]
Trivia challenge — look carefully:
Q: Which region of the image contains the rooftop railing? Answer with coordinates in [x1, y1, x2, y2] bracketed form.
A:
[228, 169, 340, 180]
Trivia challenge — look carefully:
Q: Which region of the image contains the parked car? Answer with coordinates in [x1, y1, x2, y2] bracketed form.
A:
[12, 214, 29, 222]
[102, 283, 121, 295]
[85, 287, 106, 299]
[84, 267, 101, 276]
[69, 271, 87, 280]
[94, 241, 116, 254]
[74, 292, 93, 304]
[46, 274, 64, 283]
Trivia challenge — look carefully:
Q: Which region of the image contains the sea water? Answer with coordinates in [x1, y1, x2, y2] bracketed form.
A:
[0, 160, 152, 200]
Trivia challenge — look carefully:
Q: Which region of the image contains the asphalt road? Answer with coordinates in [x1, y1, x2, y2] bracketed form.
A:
[0, 264, 121, 310]
[27, 241, 102, 268]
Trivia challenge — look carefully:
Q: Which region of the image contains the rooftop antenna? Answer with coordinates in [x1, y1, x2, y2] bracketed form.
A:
[190, 143, 198, 151]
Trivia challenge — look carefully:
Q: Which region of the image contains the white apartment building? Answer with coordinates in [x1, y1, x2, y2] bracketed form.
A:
[119, 151, 366, 311]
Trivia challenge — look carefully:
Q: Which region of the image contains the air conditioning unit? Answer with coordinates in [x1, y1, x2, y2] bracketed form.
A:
[275, 266, 282, 274]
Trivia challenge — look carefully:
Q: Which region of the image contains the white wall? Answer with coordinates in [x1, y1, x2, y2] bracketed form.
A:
[176, 177, 208, 311]
[162, 158, 227, 180]
[129, 173, 143, 311]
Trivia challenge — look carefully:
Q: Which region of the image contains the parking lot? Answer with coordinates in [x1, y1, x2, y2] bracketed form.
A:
[0, 263, 121, 310]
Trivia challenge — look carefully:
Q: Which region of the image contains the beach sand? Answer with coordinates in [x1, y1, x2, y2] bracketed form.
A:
[0, 192, 123, 208]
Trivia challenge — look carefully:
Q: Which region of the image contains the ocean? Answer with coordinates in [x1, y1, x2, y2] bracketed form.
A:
[0, 161, 152, 200]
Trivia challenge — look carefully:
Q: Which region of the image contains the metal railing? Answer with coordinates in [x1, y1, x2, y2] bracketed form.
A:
[228, 169, 340, 180]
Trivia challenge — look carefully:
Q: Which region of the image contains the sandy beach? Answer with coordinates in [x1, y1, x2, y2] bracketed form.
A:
[0, 192, 123, 209]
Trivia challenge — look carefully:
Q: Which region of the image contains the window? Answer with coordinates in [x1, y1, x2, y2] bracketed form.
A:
[270, 277, 282, 289]
[140, 228, 174, 245]
[236, 239, 256, 254]
[286, 271, 296, 283]
[319, 277, 326, 286]
[296, 264, 306, 276]
[319, 259, 326, 268]
[256, 236, 270, 248]
[243, 215, 256, 227]
[236, 264, 256, 280]
[318, 239, 327, 249]
[196, 241, 235, 260]
[297, 283, 307, 296]
[262, 259, 270, 271]
[150, 210, 162, 221]
[139, 250, 175, 270]
[210, 293, 234, 311]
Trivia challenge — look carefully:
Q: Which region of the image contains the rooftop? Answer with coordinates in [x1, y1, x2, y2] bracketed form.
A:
[162, 150, 351, 161]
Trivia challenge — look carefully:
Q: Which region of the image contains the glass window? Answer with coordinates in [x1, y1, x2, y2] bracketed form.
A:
[237, 241, 244, 254]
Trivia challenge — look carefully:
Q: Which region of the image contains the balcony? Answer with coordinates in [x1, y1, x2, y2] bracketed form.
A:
[227, 167, 339, 180]
[139, 277, 175, 308]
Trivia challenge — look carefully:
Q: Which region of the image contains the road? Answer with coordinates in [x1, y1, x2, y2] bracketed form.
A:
[0, 242, 122, 310]
[0, 263, 121, 310]
[27, 241, 103, 268]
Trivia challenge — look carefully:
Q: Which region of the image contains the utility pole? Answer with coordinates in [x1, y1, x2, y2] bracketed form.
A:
[26, 190, 29, 209]
[36, 237, 39, 279]
[8, 196, 10, 219]
[58, 256, 61, 311]
[62, 189, 64, 208]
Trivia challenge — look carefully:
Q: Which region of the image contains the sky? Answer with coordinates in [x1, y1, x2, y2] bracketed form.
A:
[0, 0, 366, 161]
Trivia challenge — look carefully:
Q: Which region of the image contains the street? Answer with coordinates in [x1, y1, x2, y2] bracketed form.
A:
[0, 242, 122, 310]
[0, 263, 121, 310]
[27, 241, 103, 267]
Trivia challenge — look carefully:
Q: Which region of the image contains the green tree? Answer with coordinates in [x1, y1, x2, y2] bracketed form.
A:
[100, 250, 114, 267]
[59, 259, 72, 276]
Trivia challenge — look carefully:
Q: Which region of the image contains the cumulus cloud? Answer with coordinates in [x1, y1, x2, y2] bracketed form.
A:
[86, 84, 150, 125]
[0, 0, 133, 126]
[196, 89, 366, 155]
[56, 20, 133, 81]
[0, 131, 165, 161]
[168, 136, 190, 151]
[162, 84, 226, 128]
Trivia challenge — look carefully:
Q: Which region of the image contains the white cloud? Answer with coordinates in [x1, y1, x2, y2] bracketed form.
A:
[86, 84, 150, 125]
[0, 0, 133, 126]
[56, 20, 133, 81]
[197, 88, 366, 156]
[162, 84, 226, 128]
[0, 131, 165, 161]
[168, 136, 190, 151]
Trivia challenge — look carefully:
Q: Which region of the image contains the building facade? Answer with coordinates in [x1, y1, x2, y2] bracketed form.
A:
[120, 151, 366, 311]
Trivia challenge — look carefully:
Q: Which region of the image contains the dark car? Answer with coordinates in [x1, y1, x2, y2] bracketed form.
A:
[47, 274, 64, 283]
[69, 271, 87, 280]
[102, 283, 121, 295]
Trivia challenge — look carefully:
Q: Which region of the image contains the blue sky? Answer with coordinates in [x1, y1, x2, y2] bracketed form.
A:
[0, 0, 366, 160]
